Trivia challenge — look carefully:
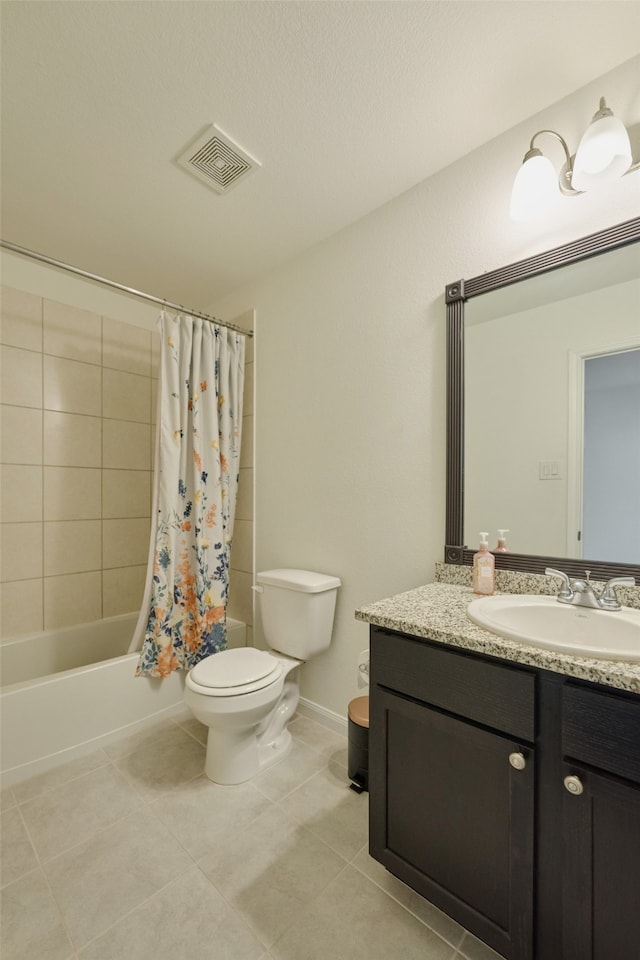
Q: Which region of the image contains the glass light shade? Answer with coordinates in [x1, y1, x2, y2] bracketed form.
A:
[572, 113, 632, 192]
[510, 152, 559, 222]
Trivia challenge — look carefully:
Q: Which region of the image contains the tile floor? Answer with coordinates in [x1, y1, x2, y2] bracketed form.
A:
[1, 710, 502, 960]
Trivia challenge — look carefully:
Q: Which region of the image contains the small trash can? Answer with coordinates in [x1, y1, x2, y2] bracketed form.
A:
[348, 695, 369, 793]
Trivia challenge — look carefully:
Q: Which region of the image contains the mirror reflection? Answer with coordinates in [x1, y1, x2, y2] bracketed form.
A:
[464, 243, 640, 564]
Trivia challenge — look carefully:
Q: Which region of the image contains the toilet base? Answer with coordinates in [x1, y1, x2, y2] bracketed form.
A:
[204, 726, 292, 785]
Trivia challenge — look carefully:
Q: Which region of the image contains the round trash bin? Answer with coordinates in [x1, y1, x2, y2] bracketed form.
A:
[348, 695, 369, 793]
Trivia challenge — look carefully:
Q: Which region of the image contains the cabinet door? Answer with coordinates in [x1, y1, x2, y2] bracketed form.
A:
[370, 688, 534, 960]
[562, 764, 640, 960]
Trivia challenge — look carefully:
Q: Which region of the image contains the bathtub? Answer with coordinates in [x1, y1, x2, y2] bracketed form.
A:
[0, 613, 247, 786]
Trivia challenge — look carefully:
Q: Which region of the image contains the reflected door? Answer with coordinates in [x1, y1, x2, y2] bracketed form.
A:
[583, 348, 640, 563]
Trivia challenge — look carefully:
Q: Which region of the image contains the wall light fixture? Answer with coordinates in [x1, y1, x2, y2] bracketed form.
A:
[510, 97, 639, 221]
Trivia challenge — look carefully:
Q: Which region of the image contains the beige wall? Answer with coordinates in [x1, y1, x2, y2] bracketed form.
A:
[0, 285, 156, 637]
[209, 56, 640, 719]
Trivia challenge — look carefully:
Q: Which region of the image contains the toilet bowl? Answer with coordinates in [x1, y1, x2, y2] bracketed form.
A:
[184, 568, 340, 785]
[184, 647, 300, 785]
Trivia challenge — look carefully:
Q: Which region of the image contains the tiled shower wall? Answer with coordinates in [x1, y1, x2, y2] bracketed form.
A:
[0, 285, 156, 638]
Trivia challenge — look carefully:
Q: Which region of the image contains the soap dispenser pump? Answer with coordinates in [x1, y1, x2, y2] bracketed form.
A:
[473, 532, 495, 596]
[495, 529, 509, 553]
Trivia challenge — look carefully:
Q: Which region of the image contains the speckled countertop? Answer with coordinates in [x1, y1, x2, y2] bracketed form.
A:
[355, 582, 640, 695]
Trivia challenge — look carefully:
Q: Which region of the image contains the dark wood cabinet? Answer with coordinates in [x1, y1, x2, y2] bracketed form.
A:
[369, 625, 640, 960]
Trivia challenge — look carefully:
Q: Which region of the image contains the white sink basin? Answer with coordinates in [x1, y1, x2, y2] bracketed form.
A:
[467, 594, 640, 661]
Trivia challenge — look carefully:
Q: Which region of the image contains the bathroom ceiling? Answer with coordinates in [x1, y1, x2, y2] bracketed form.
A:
[1, 1, 639, 310]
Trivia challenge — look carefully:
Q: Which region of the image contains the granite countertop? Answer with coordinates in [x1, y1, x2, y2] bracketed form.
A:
[355, 582, 640, 695]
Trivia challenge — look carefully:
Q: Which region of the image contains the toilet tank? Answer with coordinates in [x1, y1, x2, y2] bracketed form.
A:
[256, 569, 341, 660]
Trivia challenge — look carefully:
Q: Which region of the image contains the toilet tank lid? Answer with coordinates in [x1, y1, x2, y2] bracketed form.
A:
[257, 568, 341, 593]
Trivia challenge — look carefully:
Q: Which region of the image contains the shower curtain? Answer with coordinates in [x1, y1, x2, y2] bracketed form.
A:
[133, 313, 245, 678]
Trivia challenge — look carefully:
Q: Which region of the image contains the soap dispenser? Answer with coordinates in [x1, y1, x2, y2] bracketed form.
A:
[473, 532, 495, 596]
[495, 529, 509, 553]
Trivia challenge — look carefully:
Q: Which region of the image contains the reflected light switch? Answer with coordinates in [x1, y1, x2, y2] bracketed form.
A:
[539, 460, 562, 480]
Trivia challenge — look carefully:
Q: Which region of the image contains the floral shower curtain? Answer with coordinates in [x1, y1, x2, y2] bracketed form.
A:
[133, 313, 245, 678]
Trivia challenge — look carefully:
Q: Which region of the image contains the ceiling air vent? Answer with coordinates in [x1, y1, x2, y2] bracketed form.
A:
[177, 124, 260, 194]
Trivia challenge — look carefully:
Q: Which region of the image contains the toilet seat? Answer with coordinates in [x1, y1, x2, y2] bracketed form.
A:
[189, 648, 283, 697]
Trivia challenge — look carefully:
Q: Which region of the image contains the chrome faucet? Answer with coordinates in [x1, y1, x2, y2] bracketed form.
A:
[545, 568, 635, 611]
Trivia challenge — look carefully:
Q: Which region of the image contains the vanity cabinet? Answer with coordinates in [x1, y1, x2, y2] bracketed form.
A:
[560, 684, 640, 960]
[369, 625, 640, 960]
[369, 627, 536, 960]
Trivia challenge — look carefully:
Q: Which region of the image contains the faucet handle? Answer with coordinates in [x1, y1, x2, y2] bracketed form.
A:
[545, 568, 573, 600]
[599, 576, 635, 610]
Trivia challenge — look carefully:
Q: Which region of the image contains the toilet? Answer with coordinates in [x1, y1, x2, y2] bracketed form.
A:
[184, 568, 341, 785]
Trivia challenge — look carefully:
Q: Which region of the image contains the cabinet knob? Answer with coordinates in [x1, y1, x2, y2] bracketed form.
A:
[564, 775, 584, 796]
[509, 752, 526, 770]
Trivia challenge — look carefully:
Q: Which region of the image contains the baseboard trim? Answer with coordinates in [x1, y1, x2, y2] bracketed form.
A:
[297, 696, 348, 736]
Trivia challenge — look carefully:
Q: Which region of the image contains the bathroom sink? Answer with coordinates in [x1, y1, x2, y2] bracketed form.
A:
[467, 594, 640, 661]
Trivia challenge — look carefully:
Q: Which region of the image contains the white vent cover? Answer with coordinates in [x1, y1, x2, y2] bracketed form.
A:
[177, 124, 260, 194]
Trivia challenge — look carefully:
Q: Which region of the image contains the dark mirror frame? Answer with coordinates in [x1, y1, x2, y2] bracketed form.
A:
[445, 215, 640, 581]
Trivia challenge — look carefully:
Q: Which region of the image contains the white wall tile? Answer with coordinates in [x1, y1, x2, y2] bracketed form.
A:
[150, 380, 158, 425]
[1, 465, 43, 522]
[102, 518, 150, 569]
[0, 286, 42, 351]
[1, 405, 42, 464]
[103, 316, 151, 376]
[102, 565, 147, 618]
[243, 360, 254, 415]
[235, 467, 253, 521]
[103, 368, 150, 423]
[44, 411, 102, 467]
[227, 569, 253, 627]
[44, 571, 102, 629]
[103, 420, 149, 470]
[44, 520, 102, 576]
[44, 355, 101, 416]
[151, 329, 160, 374]
[230, 519, 252, 574]
[239, 415, 253, 469]
[102, 470, 151, 519]
[0, 523, 43, 581]
[1, 578, 44, 637]
[44, 467, 102, 521]
[1, 345, 42, 408]
[43, 299, 102, 364]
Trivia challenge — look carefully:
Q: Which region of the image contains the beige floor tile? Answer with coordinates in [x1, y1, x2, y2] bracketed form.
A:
[456, 931, 505, 960]
[271, 864, 457, 960]
[44, 808, 192, 950]
[280, 762, 368, 861]
[11, 749, 110, 805]
[173, 713, 208, 744]
[114, 725, 205, 800]
[289, 714, 348, 764]
[151, 773, 271, 860]
[199, 804, 345, 949]
[102, 717, 175, 762]
[77, 865, 262, 960]
[0, 807, 39, 887]
[252, 737, 327, 802]
[19, 764, 141, 862]
[352, 846, 467, 950]
[0, 868, 73, 960]
[0, 785, 16, 811]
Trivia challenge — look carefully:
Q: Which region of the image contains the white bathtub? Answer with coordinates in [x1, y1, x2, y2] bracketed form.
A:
[0, 613, 247, 786]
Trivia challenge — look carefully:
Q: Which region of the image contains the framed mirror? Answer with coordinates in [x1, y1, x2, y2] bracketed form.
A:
[445, 216, 640, 580]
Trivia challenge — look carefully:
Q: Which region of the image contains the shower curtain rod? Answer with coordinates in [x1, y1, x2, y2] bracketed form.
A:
[0, 239, 254, 338]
